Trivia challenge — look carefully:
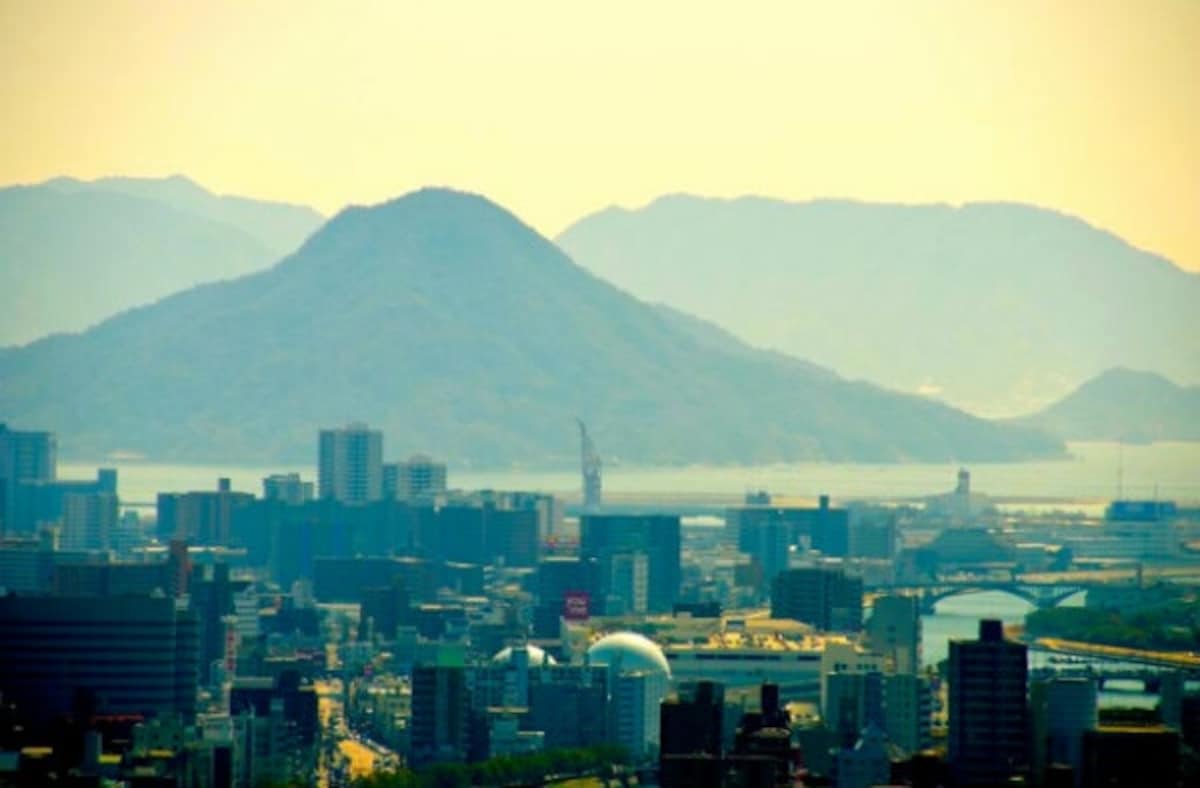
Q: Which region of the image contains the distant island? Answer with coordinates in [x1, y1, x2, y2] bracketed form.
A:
[559, 195, 1200, 417]
[0, 188, 1062, 466]
[0, 175, 323, 346]
[1016, 368, 1200, 442]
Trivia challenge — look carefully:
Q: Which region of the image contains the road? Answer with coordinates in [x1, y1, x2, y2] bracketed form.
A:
[1033, 637, 1200, 671]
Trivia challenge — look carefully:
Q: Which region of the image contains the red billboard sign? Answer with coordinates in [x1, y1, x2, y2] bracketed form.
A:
[562, 591, 590, 621]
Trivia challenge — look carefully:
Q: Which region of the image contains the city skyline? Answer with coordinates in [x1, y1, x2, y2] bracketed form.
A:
[2, 1, 1198, 272]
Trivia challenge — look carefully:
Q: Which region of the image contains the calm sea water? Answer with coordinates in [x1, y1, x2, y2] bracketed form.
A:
[61, 441, 1200, 507]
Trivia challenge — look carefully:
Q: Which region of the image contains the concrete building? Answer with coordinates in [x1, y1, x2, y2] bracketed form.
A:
[865, 594, 921, 675]
[588, 632, 672, 758]
[157, 478, 253, 545]
[1081, 725, 1179, 788]
[771, 566, 863, 632]
[605, 551, 649, 615]
[261, 473, 313, 504]
[581, 514, 681, 613]
[739, 514, 790, 599]
[0, 530, 62, 593]
[824, 670, 883, 747]
[318, 423, 383, 504]
[835, 723, 891, 788]
[409, 662, 470, 767]
[10, 468, 117, 536]
[527, 665, 610, 750]
[660, 680, 725, 761]
[383, 454, 447, 501]
[1031, 677, 1097, 788]
[0, 423, 56, 535]
[61, 491, 118, 551]
[0, 594, 199, 727]
[729, 495, 850, 558]
[949, 619, 1029, 786]
[883, 673, 932, 756]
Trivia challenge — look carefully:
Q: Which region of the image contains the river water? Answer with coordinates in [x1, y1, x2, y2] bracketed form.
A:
[923, 590, 1160, 709]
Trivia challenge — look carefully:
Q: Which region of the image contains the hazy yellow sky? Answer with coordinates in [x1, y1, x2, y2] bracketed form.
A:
[2, 1, 1197, 270]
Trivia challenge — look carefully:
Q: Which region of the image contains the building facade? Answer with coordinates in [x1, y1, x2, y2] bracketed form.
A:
[318, 423, 383, 504]
[948, 619, 1029, 786]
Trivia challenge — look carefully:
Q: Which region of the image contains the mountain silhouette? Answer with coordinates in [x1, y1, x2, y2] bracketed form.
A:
[1016, 368, 1200, 442]
[0, 188, 1063, 466]
[0, 175, 323, 346]
[558, 195, 1200, 416]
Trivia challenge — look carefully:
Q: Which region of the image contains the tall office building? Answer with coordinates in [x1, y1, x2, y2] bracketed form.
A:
[410, 663, 470, 768]
[383, 454, 447, 501]
[0, 595, 198, 727]
[318, 423, 383, 504]
[865, 594, 921, 674]
[771, 566, 863, 632]
[0, 424, 57, 534]
[740, 515, 790, 599]
[949, 619, 1029, 786]
[580, 514, 681, 613]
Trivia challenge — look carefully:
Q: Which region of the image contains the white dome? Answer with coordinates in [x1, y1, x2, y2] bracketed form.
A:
[587, 631, 671, 677]
[492, 644, 556, 667]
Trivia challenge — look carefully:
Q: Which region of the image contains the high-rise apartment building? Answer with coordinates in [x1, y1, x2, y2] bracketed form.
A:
[61, 491, 119, 551]
[949, 619, 1029, 786]
[262, 473, 314, 504]
[0, 424, 57, 534]
[157, 478, 253, 545]
[383, 454, 447, 501]
[318, 423, 383, 504]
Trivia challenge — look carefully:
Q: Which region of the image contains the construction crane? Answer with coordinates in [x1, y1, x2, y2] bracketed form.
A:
[576, 418, 602, 509]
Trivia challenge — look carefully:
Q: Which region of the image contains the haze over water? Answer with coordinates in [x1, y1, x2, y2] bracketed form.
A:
[63, 441, 1200, 508]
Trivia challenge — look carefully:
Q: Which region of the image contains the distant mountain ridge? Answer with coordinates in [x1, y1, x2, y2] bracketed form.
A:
[0, 188, 1062, 466]
[1016, 368, 1200, 442]
[0, 175, 324, 346]
[558, 195, 1200, 416]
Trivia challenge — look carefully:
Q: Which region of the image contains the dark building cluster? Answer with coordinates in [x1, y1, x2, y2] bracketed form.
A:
[1, 422, 1197, 787]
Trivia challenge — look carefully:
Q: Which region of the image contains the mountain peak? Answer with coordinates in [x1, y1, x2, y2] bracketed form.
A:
[558, 195, 1200, 416]
[0, 188, 1060, 465]
[1018, 367, 1200, 442]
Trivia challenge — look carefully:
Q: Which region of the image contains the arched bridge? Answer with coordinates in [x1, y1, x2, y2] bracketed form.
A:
[901, 582, 1090, 613]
